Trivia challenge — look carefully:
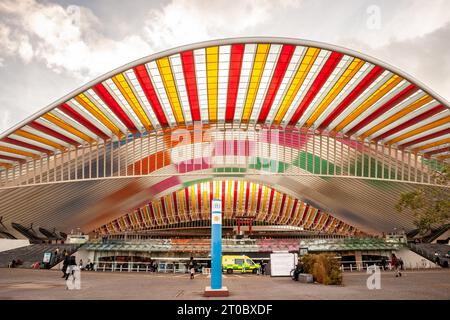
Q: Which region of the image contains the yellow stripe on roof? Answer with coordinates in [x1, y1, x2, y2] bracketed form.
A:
[413, 138, 450, 152]
[190, 185, 197, 220]
[387, 116, 450, 145]
[43, 113, 94, 143]
[215, 180, 220, 199]
[15, 129, 65, 151]
[333, 75, 402, 133]
[293, 202, 304, 225]
[75, 94, 121, 137]
[112, 73, 153, 131]
[203, 183, 208, 218]
[166, 195, 174, 223]
[360, 95, 433, 139]
[274, 47, 320, 124]
[250, 182, 257, 213]
[305, 58, 365, 128]
[0, 163, 13, 169]
[270, 192, 281, 223]
[154, 202, 163, 224]
[227, 181, 232, 219]
[156, 57, 184, 125]
[281, 197, 293, 224]
[206, 46, 219, 123]
[242, 44, 270, 123]
[0, 146, 38, 159]
[178, 190, 186, 222]
[143, 205, 152, 226]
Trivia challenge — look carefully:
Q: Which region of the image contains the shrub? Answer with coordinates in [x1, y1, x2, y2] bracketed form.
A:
[301, 253, 342, 285]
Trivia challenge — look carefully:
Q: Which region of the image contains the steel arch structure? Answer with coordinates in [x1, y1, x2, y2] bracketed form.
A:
[0, 38, 448, 236]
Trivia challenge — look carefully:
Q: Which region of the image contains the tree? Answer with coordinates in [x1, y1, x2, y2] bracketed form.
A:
[396, 166, 450, 235]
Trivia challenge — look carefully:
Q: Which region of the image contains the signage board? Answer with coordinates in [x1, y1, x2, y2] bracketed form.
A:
[270, 252, 298, 277]
[43, 252, 52, 263]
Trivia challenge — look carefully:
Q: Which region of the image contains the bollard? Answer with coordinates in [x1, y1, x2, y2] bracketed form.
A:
[103, 265, 105, 272]
[146, 266, 148, 272]
[120, 265, 122, 272]
[137, 265, 139, 273]
[350, 264, 352, 272]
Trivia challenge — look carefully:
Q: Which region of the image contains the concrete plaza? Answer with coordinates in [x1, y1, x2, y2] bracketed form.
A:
[0, 268, 449, 300]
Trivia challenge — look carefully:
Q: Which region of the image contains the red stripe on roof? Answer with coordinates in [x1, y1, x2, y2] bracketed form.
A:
[345, 84, 419, 136]
[424, 147, 450, 157]
[172, 192, 179, 223]
[312, 209, 321, 228]
[289, 52, 343, 125]
[160, 199, 168, 225]
[318, 65, 384, 131]
[184, 187, 191, 222]
[300, 204, 310, 225]
[258, 44, 295, 123]
[59, 103, 110, 140]
[256, 184, 263, 214]
[265, 189, 275, 223]
[181, 51, 201, 121]
[225, 44, 245, 122]
[374, 105, 446, 142]
[197, 185, 202, 219]
[29, 121, 78, 146]
[276, 194, 287, 224]
[93, 83, 137, 133]
[245, 182, 250, 217]
[0, 154, 25, 162]
[288, 199, 298, 225]
[1, 137, 51, 154]
[134, 65, 169, 127]
[148, 203, 157, 225]
[322, 215, 332, 231]
[399, 128, 450, 149]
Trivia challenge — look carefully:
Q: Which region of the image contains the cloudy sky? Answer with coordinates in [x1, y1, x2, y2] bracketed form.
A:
[0, 0, 449, 133]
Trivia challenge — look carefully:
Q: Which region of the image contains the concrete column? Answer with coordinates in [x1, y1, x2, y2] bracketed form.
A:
[354, 251, 363, 271]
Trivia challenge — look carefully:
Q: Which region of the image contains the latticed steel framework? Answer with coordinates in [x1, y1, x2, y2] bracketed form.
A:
[0, 38, 448, 235]
[0, 125, 446, 188]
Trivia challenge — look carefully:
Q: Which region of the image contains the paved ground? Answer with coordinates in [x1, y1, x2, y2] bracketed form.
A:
[0, 268, 449, 300]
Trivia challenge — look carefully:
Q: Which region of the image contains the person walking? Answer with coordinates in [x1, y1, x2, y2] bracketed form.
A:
[54, 247, 60, 263]
[61, 252, 70, 278]
[65, 256, 77, 280]
[381, 257, 387, 271]
[391, 253, 401, 277]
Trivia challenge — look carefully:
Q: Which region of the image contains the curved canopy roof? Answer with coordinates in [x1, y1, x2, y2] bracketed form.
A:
[0, 37, 449, 168]
[97, 180, 358, 236]
[0, 38, 449, 237]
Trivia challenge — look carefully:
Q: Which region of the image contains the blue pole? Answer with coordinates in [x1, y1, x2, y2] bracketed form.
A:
[211, 199, 222, 290]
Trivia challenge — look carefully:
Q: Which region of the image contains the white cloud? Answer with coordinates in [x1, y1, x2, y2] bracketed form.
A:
[0, 0, 153, 80]
[142, 0, 302, 50]
[347, 0, 450, 48]
[0, 0, 304, 80]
